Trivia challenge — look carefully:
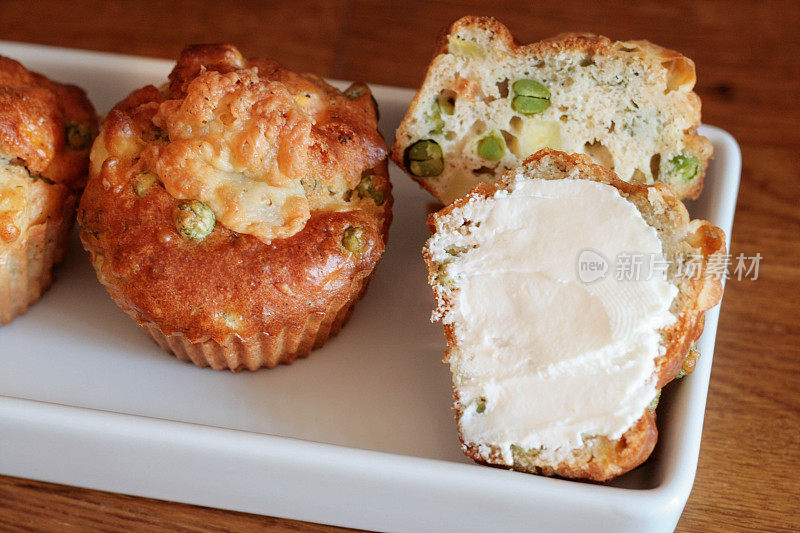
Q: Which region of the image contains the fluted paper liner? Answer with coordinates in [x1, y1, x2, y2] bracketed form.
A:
[138, 278, 372, 371]
[0, 194, 76, 325]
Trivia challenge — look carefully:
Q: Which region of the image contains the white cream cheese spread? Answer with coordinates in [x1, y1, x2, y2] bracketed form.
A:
[427, 176, 677, 464]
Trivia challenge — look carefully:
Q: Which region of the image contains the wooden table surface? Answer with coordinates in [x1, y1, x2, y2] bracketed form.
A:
[1, 1, 798, 531]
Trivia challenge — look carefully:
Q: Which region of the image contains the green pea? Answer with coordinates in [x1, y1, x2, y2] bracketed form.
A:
[344, 86, 364, 99]
[428, 102, 445, 134]
[342, 226, 365, 254]
[437, 92, 455, 115]
[405, 140, 444, 177]
[511, 79, 551, 116]
[512, 96, 551, 115]
[512, 79, 551, 99]
[647, 391, 661, 412]
[65, 120, 92, 151]
[343, 86, 379, 120]
[511, 444, 540, 456]
[173, 200, 215, 242]
[132, 172, 158, 197]
[669, 154, 701, 183]
[355, 171, 385, 206]
[475, 397, 487, 414]
[435, 259, 456, 288]
[445, 245, 471, 257]
[477, 132, 506, 161]
[428, 92, 456, 134]
[510, 443, 541, 466]
[676, 345, 700, 378]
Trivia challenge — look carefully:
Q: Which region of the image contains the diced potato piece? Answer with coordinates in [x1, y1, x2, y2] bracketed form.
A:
[448, 36, 485, 59]
[520, 120, 561, 157]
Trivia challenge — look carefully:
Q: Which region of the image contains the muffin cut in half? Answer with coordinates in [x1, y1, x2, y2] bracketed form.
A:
[392, 16, 712, 204]
[79, 44, 391, 371]
[423, 149, 725, 481]
[0, 56, 98, 325]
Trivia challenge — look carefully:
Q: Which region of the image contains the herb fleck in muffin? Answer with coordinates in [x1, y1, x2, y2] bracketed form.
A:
[0, 56, 98, 324]
[78, 44, 391, 370]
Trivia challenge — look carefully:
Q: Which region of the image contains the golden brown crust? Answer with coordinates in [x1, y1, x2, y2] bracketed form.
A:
[78, 44, 391, 365]
[391, 16, 711, 201]
[424, 148, 725, 481]
[0, 55, 98, 189]
[79, 170, 390, 342]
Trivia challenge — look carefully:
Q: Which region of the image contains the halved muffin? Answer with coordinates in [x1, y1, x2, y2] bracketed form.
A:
[0, 56, 98, 324]
[78, 44, 392, 370]
[424, 149, 724, 480]
[392, 16, 712, 204]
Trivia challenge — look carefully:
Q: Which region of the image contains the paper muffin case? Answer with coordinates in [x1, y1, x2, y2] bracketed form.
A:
[0, 194, 76, 325]
[138, 276, 373, 372]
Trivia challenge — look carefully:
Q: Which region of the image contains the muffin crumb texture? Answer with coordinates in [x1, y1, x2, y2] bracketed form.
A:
[391, 16, 712, 204]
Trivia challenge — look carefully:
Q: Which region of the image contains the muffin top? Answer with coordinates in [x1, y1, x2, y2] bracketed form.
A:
[79, 44, 392, 341]
[0, 55, 98, 188]
[91, 43, 387, 244]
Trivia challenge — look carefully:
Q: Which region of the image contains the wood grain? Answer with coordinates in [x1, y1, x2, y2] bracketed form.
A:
[1, 0, 798, 531]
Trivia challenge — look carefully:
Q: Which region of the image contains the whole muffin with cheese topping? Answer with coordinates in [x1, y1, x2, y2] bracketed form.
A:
[0, 55, 98, 324]
[78, 44, 391, 370]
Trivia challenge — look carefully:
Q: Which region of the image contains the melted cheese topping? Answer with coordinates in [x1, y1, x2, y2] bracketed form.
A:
[150, 69, 315, 242]
[428, 177, 677, 464]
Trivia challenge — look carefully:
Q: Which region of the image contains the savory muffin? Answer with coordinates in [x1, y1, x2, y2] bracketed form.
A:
[78, 44, 391, 370]
[424, 149, 725, 481]
[392, 16, 712, 204]
[0, 56, 98, 324]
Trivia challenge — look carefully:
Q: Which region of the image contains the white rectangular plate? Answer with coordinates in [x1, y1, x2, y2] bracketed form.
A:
[0, 41, 740, 532]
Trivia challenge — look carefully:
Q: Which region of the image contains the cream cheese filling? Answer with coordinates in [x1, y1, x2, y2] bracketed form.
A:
[433, 177, 677, 464]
